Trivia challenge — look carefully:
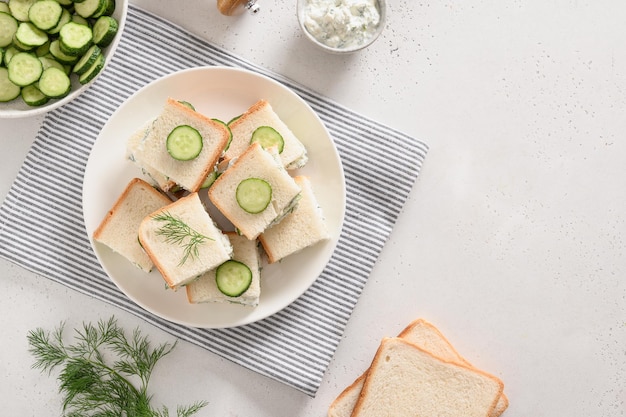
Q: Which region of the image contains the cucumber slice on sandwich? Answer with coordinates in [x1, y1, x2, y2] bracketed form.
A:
[166, 125, 203, 161]
[236, 177, 272, 214]
[215, 260, 252, 297]
[212, 118, 233, 151]
[250, 125, 284, 153]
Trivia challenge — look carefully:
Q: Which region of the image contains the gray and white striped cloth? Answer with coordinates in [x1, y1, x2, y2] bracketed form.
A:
[0, 5, 428, 396]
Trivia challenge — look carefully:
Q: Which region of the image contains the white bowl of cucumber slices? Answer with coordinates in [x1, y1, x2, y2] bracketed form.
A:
[0, 0, 127, 118]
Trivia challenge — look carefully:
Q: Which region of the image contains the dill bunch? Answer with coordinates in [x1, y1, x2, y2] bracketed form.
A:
[27, 317, 207, 417]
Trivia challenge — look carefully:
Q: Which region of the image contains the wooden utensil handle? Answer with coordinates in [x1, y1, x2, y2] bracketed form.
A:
[217, 0, 250, 15]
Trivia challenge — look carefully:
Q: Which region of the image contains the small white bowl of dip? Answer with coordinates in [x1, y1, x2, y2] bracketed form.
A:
[297, 0, 386, 54]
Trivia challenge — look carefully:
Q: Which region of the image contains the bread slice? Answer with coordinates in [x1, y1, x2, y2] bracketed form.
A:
[130, 98, 230, 192]
[138, 192, 233, 290]
[186, 232, 261, 306]
[208, 142, 302, 240]
[351, 337, 504, 417]
[328, 319, 509, 417]
[93, 178, 172, 272]
[259, 175, 329, 263]
[224, 99, 308, 170]
[126, 119, 175, 191]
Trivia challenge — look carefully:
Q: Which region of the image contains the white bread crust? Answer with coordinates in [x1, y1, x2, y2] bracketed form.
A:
[131, 98, 230, 192]
[186, 232, 261, 306]
[224, 99, 308, 169]
[138, 193, 233, 289]
[351, 337, 504, 417]
[208, 142, 301, 240]
[93, 178, 172, 272]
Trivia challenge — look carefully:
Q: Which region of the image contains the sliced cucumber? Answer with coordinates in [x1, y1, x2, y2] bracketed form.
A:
[71, 14, 90, 26]
[0, 11, 18, 48]
[59, 21, 92, 56]
[0, 3, 9, 13]
[77, 50, 103, 84]
[215, 260, 253, 297]
[3, 44, 18, 64]
[72, 43, 100, 75]
[21, 83, 49, 105]
[236, 177, 272, 214]
[177, 100, 194, 110]
[250, 126, 284, 153]
[47, 7, 70, 35]
[227, 114, 242, 124]
[49, 38, 77, 64]
[38, 66, 70, 98]
[28, 0, 63, 31]
[7, 51, 42, 86]
[200, 170, 219, 189]
[0, 66, 21, 101]
[212, 118, 233, 151]
[7, 0, 36, 22]
[166, 125, 203, 161]
[15, 22, 48, 47]
[93, 15, 118, 48]
[35, 41, 50, 56]
[73, 0, 104, 18]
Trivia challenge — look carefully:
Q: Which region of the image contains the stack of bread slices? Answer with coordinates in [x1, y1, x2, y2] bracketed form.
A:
[329, 319, 508, 417]
[93, 97, 330, 308]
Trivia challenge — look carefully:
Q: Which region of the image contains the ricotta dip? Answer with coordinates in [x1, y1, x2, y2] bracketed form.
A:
[302, 0, 381, 50]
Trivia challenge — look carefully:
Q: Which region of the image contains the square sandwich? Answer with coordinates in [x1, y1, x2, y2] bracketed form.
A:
[128, 98, 230, 193]
[186, 232, 261, 307]
[259, 175, 330, 263]
[93, 178, 172, 272]
[208, 142, 302, 240]
[223, 99, 308, 170]
[138, 192, 233, 290]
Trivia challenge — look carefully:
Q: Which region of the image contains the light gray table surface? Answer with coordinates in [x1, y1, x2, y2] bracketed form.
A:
[1, 1, 624, 415]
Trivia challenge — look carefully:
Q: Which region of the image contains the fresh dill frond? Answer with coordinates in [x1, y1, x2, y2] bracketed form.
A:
[27, 317, 208, 417]
[152, 211, 214, 266]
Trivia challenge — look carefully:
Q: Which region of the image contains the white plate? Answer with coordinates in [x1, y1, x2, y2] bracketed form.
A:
[83, 66, 346, 328]
[0, 0, 128, 119]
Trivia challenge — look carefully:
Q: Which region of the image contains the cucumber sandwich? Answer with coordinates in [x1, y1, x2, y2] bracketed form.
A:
[138, 193, 233, 290]
[223, 99, 309, 170]
[208, 142, 302, 240]
[92, 178, 172, 272]
[186, 232, 261, 306]
[127, 98, 231, 193]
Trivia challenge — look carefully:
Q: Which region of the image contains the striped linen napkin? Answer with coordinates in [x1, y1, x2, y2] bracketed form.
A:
[0, 5, 427, 396]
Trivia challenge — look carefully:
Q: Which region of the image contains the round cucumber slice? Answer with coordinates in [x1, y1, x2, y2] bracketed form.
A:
[0, 67, 21, 102]
[166, 125, 203, 161]
[7, 52, 42, 86]
[38, 66, 71, 98]
[21, 84, 49, 106]
[250, 125, 284, 153]
[236, 177, 272, 214]
[215, 260, 252, 297]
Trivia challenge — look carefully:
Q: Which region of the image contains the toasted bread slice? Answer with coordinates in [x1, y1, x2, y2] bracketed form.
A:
[130, 98, 230, 192]
[328, 319, 508, 417]
[138, 192, 233, 290]
[259, 175, 329, 263]
[224, 99, 308, 169]
[93, 178, 172, 272]
[186, 232, 261, 306]
[351, 337, 504, 417]
[208, 142, 301, 240]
